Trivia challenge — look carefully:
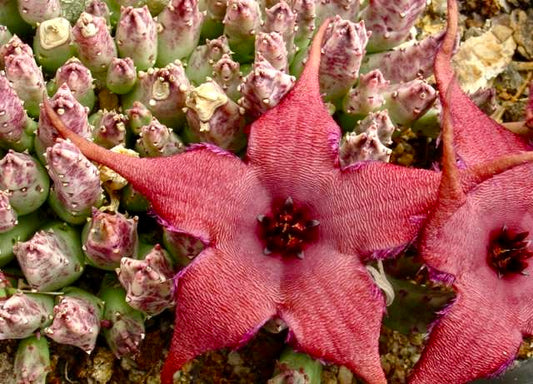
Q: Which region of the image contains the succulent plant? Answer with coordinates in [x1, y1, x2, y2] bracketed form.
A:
[33, 17, 75, 73]
[339, 110, 396, 166]
[0, 211, 41, 267]
[84, 0, 111, 22]
[0, 71, 34, 151]
[99, 275, 145, 358]
[106, 57, 137, 95]
[156, 0, 203, 66]
[238, 56, 295, 117]
[268, 348, 322, 384]
[184, 80, 246, 151]
[36, 83, 92, 156]
[115, 6, 157, 71]
[360, 32, 446, 84]
[0, 150, 49, 216]
[72, 12, 117, 74]
[122, 62, 190, 127]
[342, 69, 389, 118]
[0, 35, 31, 68]
[13, 221, 84, 291]
[51, 57, 96, 111]
[90, 108, 128, 148]
[44, 287, 104, 353]
[3, 39, 46, 117]
[45, 139, 102, 224]
[82, 208, 138, 270]
[384, 79, 437, 126]
[254, 31, 289, 73]
[120, 183, 149, 212]
[0, 190, 17, 233]
[117, 244, 176, 316]
[125, 101, 153, 135]
[0, 292, 54, 339]
[223, 0, 261, 62]
[211, 53, 242, 101]
[14, 335, 51, 384]
[2, 0, 530, 382]
[0, 25, 12, 47]
[318, 16, 369, 101]
[186, 35, 231, 85]
[135, 118, 184, 157]
[0, 1, 30, 37]
[162, 228, 204, 266]
[263, 1, 297, 60]
[17, 0, 61, 26]
[361, 0, 426, 52]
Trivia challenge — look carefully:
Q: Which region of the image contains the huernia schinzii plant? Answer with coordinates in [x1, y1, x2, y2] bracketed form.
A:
[0, 291, 54, 339]
[43, 287, 104, 353]
[0, 190, 17, 233]
[409, 1, 533, 383]
[14, 334, 51, 384]
[98, 275, 145, 358]
[44, 20, 441, 384]
[117, 243, 177, 316]
[13, 221, 84, 291]
[0, 0, 531, 382]
[82, 208, 138, 270]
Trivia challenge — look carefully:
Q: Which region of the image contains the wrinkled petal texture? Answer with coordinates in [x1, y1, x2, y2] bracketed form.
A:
[280, 243, 387, 384]
[246, 38, 341, 202]
[131, 148, 270, 244]
[42, 128, 270, 244]
[161, 242, 280, 383]
[45, 21, 440, 384]
[437, 73, 529, 165]
[246, 75, 341, 201]
[421, 166, 533, 278]
[410, 278, 523, 384]
[414, 1, 533, 379]
[434, 0, 530, 166]
[322, 162, 439, 258]
[414, 167, 533, 382]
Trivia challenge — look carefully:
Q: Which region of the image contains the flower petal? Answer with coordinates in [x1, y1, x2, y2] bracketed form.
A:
[246, 20, 342, 201]
[130, 146, 270, 244]
[279, 243, 387, 384]
[435, 0, 529, 166]
[421, 169, 533, 279]
[44, 99, 270, 243]
[320, 163, 439, 258]
[161, 243, 280, 384]
[410, 279, 523, 384]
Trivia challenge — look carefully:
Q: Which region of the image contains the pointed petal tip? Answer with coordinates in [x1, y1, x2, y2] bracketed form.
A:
[160, 357, 181, 384]
[438, 79, 464, 201]
[42, 96, 107, 164]
[295, 17, 332, 88]
[435, 0, 458, 87]
[463, 150, 533, 191]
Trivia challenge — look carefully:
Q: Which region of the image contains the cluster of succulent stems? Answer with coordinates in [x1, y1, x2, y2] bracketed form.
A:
[0, 0, 532, 383]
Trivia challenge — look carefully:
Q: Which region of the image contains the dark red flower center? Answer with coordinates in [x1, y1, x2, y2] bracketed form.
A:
[257, 197, 319, 259]
[488, 227, 533, 277]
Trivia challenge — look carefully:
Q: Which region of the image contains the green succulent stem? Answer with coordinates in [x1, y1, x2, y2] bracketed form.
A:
[269, 348, 323, 384]
[14, 335, 51, 384]
[99, 274, 145, 358]
[0, 211, 41, 267]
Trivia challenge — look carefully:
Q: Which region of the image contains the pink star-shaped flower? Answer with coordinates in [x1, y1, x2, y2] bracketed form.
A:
[410, 1, 533, 382]
[45, 22, 439, 384]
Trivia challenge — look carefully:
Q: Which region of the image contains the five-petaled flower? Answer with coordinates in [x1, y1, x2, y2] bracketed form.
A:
[410, 1, 533, 382]
[45, 21, 440, 384]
